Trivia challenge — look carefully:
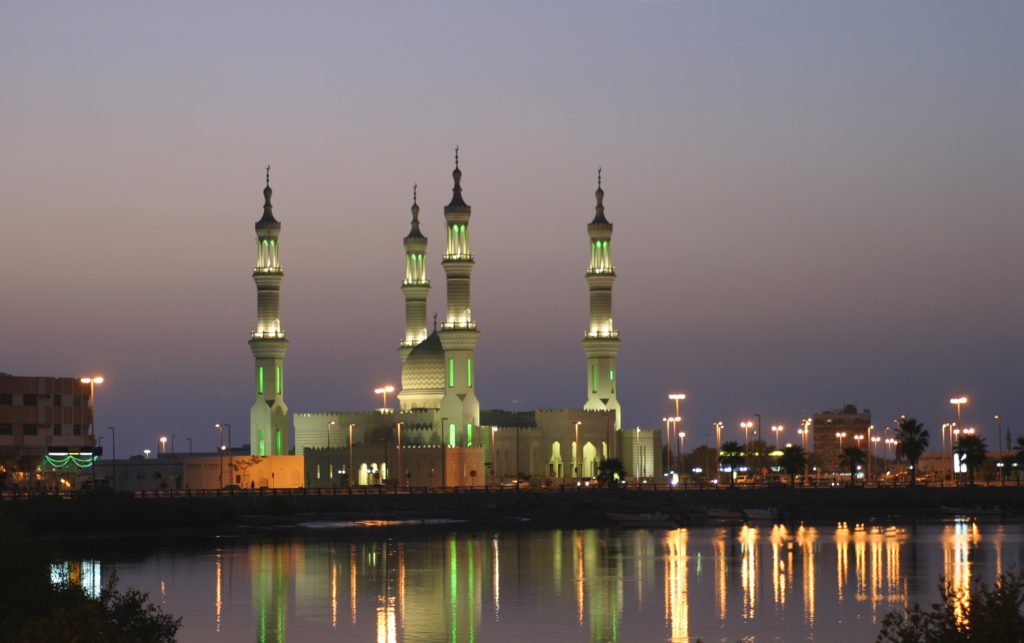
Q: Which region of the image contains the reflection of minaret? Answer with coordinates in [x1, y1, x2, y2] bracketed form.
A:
[249, 167, 290, 456]
[399, 185, 430, 363]
[438, 148, 481, 448]
[582, 169, 621, 429]
[250, 541, 291, 643]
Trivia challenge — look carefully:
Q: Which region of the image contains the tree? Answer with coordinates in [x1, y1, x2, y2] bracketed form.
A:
[955, 435, 988, 486]
[718, 441, 745, 487]
[877, 570, 1024, 643]
[839, 447, 866, 485]
[895, 418, 929, 486]
[596, 459, 626, 489]
[1014, 436, 1024, 469]
[778, 445, 808, 488]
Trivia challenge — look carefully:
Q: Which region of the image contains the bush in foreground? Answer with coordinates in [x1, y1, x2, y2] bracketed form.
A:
[877, 570, 1024, 642]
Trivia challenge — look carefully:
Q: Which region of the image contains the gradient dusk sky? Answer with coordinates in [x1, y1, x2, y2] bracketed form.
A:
[3, 1, 1022, 456]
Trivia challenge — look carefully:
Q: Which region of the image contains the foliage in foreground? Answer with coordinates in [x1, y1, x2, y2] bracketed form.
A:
[0, 519, 180, 642]
[877, 570, 1024, 643]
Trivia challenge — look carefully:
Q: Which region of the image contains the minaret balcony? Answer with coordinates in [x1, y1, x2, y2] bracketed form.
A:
[584, 329, 619, 339]
[442, 252, 474, 261]
[402, 278, 430, 287]
[442, 320, 477, 330]
[253, 266, 284, 275]
[251, 330, 287, 340]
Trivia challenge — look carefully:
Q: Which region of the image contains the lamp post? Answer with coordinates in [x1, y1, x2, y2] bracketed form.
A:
[186, 437, 192, 456]
[574, 421, 582, 482]
[395, 421, 404, 489]
[635, 427, 642, 481]
[741, 421, 754, 468]
[678, 432, 686, 479]
[215, 423, 232, 487]
[327, 421, 336, 489]
[171, 434, 177, 455]
[143, 449, 151, 460]
[835, 432, 847, 475]
[771, 425, 783, 448]
[491, 426, 497, 485]
[215, 424, 225, 488]
[348, 423, 355, 488]
[714, 421, 724, 476]
[159, 436, 168, 454]
[375, 385, 396, 410]
[80, 376, 104, 438]
[669, 394, 686, 469]
[107, 426, 116, 491]
[870, 436, 880, 481]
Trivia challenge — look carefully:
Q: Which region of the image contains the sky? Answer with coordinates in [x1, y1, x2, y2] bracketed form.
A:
[2, 1, 1022, 457]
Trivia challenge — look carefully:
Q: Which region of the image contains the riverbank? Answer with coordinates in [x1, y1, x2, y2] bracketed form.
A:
[3, 485, 1023, 541]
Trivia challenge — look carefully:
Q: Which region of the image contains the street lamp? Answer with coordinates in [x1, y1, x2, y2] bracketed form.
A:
[159, 436, 168, 454]
[574, 421, 582, 482]
[771, 425, 783, 448]
[374, 385, 396, 410]
[80, 376, 104, 438]
[870, 436, 881, 480]
[678, 432, 686, 478]
[215, 423, 232, 488]
[950, 396, 968, 436]
[143, 449, 151, 460]
[327, 421, 336, 489]
[395, 421, 404, 488]
[348, 423, 355, 488]
[107, 426, 116, 491]
[741, 421, 754, 467]
[171, 434, 177, 455]
[668, 393, 686, 417]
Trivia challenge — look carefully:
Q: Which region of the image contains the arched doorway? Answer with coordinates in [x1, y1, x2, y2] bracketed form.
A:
[582, 442, 598, 478]
[549, 441, 563, 479]
[358, 463, 369, 486]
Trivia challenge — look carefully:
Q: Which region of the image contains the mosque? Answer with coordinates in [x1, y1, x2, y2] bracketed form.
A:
[250, 152, 662, 488]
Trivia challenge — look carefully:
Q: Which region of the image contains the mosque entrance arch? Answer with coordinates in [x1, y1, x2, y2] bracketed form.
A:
[549, 441, 563, 479]
[582, 442, 598, 478]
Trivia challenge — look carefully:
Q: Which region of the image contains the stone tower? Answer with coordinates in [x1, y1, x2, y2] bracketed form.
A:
[249, 167, 290, 456]
[399, 184, 430, 364]
[437, 148, 481, 447]
[582, 169, 621, 430]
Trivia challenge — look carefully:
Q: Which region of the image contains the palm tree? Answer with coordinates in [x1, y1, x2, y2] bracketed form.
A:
[895, 418, 929, 486]
[955, 435, 988, 485]
[839, 447, 866, 485]
[718, 441, 745, 487]
[1014, 437, 1024, 467]
[596, 458, 626, 489]
[778, 445, 808, 488]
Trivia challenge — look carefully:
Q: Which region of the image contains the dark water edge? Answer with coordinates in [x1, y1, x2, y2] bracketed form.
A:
[4, 484, 1021, 545]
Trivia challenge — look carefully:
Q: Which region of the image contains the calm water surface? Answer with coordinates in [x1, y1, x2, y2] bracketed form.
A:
[59, 520, 1024, 642]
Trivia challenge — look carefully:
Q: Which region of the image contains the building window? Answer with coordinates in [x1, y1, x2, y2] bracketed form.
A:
[275, 366, 282, 395]
[258, 367, 265, 395]
[24, 424, 37, 436]
[448, 359, 455, 388]
[53, 424, 62, 436]
[0, 424, 10, 436]
[73, 396, 81, 407]
[610, 369, 615, 394]
[53, 394, 62, 406]
[467, 358, 473, 388]
[23, 394, 37, 407]
[259, 430, 266, 456]
[276, 429, 282, 455]
[0, 394, 10, 405]
[592, 366, 598, 394]
[467, 423, 473, 447]
[73, 425, 82, 436]
[449, 423, 456, 448]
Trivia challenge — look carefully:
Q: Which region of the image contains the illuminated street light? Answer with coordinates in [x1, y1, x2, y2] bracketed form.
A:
[374, 385, 396, 409]
[771, 425, 783, 448]
[741, 421, 754, 467]
[143, 449, 151, 460]
[574, 421, 582, 481]
[950, 396, 968, 436]
[668, 393, 686, 417]
[159, 436, 168, 454]
[327, 420, 336, 488]
[79, 376, 104, 437]
[835, 432, 847, 451]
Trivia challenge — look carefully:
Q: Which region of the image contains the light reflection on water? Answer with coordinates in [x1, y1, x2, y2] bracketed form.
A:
[61, 519, 1024, 642]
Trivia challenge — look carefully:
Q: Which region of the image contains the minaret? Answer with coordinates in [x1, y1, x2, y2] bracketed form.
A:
[399, 184, 430, 363]
[249, 166, 290, 456]
[582, 168, 621, 430]
[438, 148, 481, 448]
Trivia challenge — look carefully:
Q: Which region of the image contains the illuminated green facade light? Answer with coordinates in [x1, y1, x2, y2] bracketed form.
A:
[592, 365, 598, 393]
[449, 423, 456, 448]
[467, 423, 473, 447]
[448, 358, 455, 388]
[259, 430, 266, 456]
[275, 366, 281, 395]
[44, 454, 95, 469]
[466, 358, 473, 388]
[276, 430, 282, 455]
[258, 367, 264, 395]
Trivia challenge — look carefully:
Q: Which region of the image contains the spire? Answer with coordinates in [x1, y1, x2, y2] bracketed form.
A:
[446, 146, 469, 210]
[257, 164, 280, 229]
[406, 183, 424, 239]
[592, 167, 608, 224]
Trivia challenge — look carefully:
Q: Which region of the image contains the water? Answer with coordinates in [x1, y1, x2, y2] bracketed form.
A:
[59, 520, 1024, 642]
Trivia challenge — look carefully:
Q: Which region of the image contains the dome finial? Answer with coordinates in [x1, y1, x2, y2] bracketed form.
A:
[263, 164, 273, 211]
[413, 182, 418, 205]
[455, 146, 459, 169]
[592, 167, 608, 223]
[598, 166, 602, 190]
[266, 164, 271, 187]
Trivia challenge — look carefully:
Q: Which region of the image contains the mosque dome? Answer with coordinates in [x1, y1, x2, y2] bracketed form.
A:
[401, 332, 445, 391]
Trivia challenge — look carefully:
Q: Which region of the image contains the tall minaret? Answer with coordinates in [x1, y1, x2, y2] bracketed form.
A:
[582, 168, 621, 430]
[399, 184, 430, 363]
[249, 166, 290, 456]
[438, 148, 481, 447]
